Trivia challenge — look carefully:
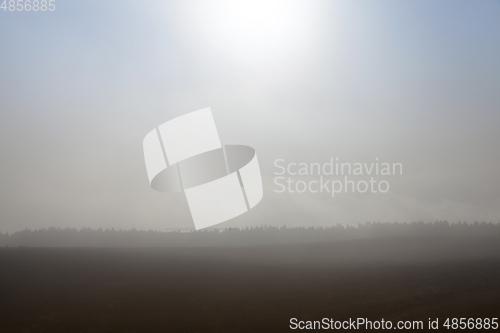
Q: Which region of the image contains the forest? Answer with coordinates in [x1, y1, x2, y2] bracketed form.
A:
[1, 220, 498, 247]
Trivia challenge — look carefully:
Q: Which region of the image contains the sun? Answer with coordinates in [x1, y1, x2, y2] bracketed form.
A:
[185, 0, 318, 65]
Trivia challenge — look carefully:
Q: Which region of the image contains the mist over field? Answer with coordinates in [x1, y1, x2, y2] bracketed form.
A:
[1, 0, 500, 232]
[1, 1, 500, 332]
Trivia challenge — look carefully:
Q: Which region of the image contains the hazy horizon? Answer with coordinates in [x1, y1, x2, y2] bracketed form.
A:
[1, 0, 500, 232]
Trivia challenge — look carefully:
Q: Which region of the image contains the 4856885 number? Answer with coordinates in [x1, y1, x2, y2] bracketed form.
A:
[1, 0, 55, 11]
[443, 318, 498, 330]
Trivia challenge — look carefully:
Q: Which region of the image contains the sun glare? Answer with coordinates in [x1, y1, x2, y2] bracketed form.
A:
[183, 0, 319, 65]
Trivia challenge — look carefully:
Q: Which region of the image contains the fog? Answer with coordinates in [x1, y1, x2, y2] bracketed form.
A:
[1, 0, 499, 232]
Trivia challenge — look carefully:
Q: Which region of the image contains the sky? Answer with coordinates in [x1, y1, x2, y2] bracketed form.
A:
[0, 0, 499, 232]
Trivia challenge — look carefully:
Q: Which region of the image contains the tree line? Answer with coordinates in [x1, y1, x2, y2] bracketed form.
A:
[0, 221, 498, 247]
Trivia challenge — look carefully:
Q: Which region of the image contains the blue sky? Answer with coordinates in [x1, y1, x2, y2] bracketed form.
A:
[1, 0, 499, 232]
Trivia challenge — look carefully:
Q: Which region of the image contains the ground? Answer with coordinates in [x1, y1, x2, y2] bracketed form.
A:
[0, 236, 499, 332]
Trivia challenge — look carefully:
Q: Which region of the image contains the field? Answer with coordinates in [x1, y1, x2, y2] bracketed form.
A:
[1, 236, 499, 332]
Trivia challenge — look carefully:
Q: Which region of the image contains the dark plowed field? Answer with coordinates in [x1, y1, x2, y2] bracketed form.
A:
[1, 236, 499, 332]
